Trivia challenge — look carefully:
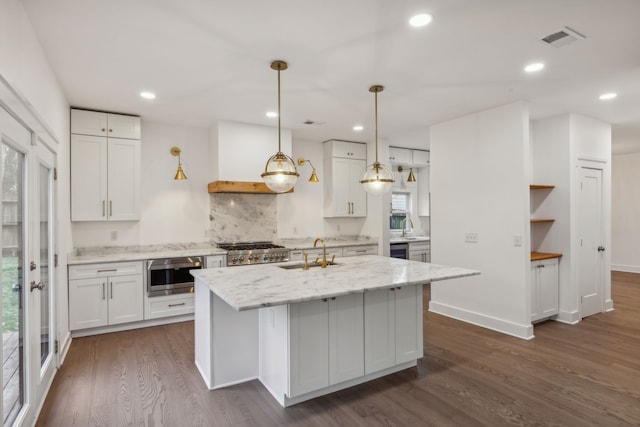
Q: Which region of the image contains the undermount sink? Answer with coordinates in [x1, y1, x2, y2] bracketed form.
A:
[279, 262, 339, 270]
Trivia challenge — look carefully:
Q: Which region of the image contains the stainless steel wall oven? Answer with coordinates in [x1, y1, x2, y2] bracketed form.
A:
[146, 256, 203, 297]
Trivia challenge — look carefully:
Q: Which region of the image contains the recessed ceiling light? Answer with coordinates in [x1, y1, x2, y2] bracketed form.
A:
[409, 13, 433, 27]
[599, 92, 617, 100]
[266, 111, 278, 118]
[524, 63, 545, 73]
[140, 91, 156, 100]
[353, 125, 364, 132]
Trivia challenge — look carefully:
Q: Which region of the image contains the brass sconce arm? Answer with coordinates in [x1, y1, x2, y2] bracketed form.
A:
[297, 157, 320, 182]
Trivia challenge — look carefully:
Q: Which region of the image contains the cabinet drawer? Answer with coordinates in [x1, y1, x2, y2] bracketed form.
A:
[69, 261, 143, 280]
[145, 294, 195, 320]
[290, 248, 343, 262]
[343, 245, 378, 257]
[408, 242, 430, 252]
[327, 140, 367, 160]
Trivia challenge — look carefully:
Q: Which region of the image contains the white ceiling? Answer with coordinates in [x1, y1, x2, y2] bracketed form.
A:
[22, 0, 640, 153]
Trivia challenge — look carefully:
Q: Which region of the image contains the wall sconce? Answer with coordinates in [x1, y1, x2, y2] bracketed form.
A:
[397, 165, 416, 182]
[297, 158, 319, 182]
[170, 146, 187, 180]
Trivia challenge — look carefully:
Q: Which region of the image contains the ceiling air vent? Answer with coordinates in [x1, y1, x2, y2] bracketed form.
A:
[541, 26, 586, 48]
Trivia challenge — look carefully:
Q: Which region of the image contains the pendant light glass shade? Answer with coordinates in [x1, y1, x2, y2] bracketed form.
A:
[360, 85, 394, 194]
[262, 60, 299, 193]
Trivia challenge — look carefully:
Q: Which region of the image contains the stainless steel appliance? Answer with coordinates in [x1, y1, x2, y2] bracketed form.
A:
[146, 256, 203, 297]
[390, 243, 408, 260]
[218, 242, 289, 266]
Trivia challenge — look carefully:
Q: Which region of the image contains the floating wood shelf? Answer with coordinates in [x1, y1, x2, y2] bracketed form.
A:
[530, 219, 555, 223]
[208, 180, 294, 194]
[530, 184, 555, 190]
[531, 252, 563, 261]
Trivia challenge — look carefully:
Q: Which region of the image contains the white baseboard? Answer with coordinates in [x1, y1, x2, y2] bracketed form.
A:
[58, 330, 72, 365]
[611, 264, 640, 273]
[71, 314, 194, 338]
[428, 301, 534, 340]
[605, 299, 615, 312]
[554, 309, 580, 324]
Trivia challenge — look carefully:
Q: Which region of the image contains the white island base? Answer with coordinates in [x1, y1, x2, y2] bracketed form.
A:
[194, 280, 423, 407]
[192, 255, 480, 407]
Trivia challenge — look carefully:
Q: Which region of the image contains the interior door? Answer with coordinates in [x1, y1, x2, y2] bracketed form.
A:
[1, 106, 57, 427]
[577, 167, 604, 318]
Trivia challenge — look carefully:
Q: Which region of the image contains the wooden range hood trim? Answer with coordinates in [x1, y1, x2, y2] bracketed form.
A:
[208, 180, 294, 194]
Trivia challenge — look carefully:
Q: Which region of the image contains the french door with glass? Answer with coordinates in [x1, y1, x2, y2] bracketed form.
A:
[1, 106, 56, 427]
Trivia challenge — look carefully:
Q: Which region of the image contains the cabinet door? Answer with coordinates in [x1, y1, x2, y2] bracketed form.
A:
[289, 299, 329, 397]
[395, 285, 423, 363]
[108, 274, 144, 325]
[329, 294, 364, 384]
[530, 262, 541, 321]
[330, 140, 366, 159]
[107, 113, 141, 139]
[71, 134, 108, 221]
[412, 150, 430, 167]
[389, 147, 411, 165]
[107, 138, 141, 221]
[538, 259, 559, 320]
[364, 288, 395, 374]
[349, 158, 367, 216]
[69, 278, 108, 330]
[326, 157, 351, 216]
[417, 165, 430, 216]
[71, 109, 108, 136]
[409, 251, 424, 262]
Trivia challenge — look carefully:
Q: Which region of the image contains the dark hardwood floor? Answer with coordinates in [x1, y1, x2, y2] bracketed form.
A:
[37, 272, 640, 426]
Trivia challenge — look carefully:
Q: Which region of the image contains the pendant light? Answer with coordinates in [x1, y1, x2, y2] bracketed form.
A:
[261, 60, 299, 193]
[360, 85, 394, 195]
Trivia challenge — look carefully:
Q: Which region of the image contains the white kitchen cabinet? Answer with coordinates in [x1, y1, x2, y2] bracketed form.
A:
[206, 254, 227, 268]
[388, 147, 412, 165]
[323, 140, 367, 217]
[289, 247, 342, 262]
[71, 109, 141, 221]
[342, 245, 378, 257]
[412, 150, 430, 167]
[68, 261, 144, 330]
[409, 241, 430, 263]
[289, 293, 364, 397]
[144, 293, 195, 320]
[71, 109, 141, 139]
[364, 284, 423, 374]
[531, 257, 559, 322]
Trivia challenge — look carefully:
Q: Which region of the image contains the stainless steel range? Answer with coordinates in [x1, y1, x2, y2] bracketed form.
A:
[218, 242, 289, 266]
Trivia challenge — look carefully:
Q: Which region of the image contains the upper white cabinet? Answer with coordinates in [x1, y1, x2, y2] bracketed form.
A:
[323, 140, 367, 217]
[71, 109, 141, 221]
[412, 150, 429, 167]
[71, 109, 141, 139]
[388, 147, 412, 165]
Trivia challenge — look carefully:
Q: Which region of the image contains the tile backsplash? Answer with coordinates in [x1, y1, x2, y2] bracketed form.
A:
[208, 193, 277, 242]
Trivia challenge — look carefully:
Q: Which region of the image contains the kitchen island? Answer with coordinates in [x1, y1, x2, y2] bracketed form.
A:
[192, 255, 479, 407]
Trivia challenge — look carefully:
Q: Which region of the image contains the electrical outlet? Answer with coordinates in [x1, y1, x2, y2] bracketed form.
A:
[465, 232, 478, 243]
[513, 235, 522, 247]
[111, 230, 118, 241]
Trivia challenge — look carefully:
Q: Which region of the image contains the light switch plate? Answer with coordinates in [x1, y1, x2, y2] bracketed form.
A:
[465, 232, 478, 243]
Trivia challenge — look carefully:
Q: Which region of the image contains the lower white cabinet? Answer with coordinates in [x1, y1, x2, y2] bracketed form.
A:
[343, 245, 378, 257]
[531, 258, 559, 322]
[144, 293, 195, 320]
[408, 241, 430, 263]
[364, 285, 423, 374]
[68, 261, 144, 330]
[289, 293, 364, 397]
[206, 254, 227, 268]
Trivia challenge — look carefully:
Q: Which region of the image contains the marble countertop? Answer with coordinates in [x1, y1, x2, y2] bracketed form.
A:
[67, 237, 378, 265]
[192, 255, 479, 311]
[389, 236, 430, 244]
[68, 245, 227, 265]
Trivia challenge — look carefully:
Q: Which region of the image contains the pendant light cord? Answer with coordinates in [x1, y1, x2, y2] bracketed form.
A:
[374, 89, 379, 163]
[277, 67, 281, 153]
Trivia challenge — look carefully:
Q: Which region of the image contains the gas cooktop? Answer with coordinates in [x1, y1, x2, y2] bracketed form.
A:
[217, 242, 289, 266]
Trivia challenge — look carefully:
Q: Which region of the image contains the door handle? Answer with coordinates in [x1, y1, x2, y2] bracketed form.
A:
[29, 281, 44, 292]
[597, 246, 605, 252]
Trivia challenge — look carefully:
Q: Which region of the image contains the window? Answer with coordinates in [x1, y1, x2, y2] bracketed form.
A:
[390, 192, 410, 230]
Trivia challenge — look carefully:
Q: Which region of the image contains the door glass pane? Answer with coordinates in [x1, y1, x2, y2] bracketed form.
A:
[39, 163, 50, 366]
[1, 142, 25, 427]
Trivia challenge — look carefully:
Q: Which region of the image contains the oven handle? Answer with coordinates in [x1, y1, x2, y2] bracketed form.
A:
[147, 259, 203, 270]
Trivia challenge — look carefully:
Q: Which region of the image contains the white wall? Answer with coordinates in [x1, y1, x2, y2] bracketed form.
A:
[71, 121, 211, 247]
[429, 102, 532, 339]
[612, 152, 640, 272]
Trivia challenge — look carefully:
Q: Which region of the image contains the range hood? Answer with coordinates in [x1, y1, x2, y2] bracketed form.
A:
[208, 181, 293, 194]
[208, 121, 294, 194]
